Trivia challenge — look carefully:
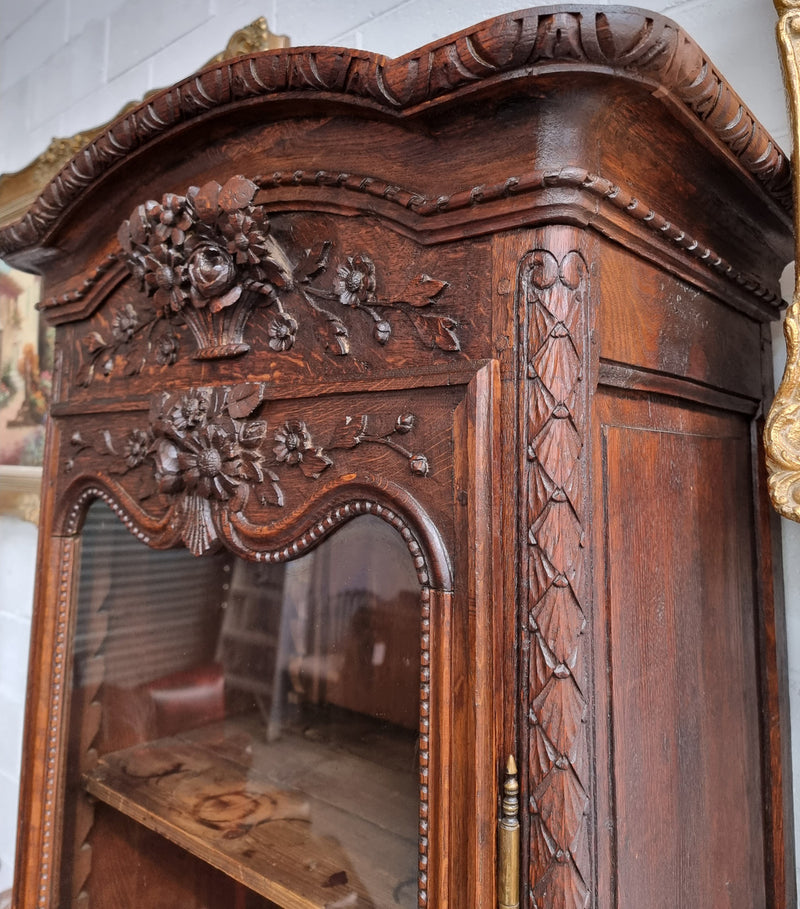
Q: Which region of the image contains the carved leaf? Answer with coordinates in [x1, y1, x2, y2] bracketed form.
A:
[323, 318, 350, 355]
[408, 313, 461, 351]
[529, 545, 557, 603]
[527, 378, 556, 438]
[532, 332, 581, 402]
[83, 331, 108, 355]
[76, 360, 96, 388]
[533, 674, 587, 765]
[190, 181, 222, 223]
[227, 383, 265, 419]
[531, 858, 589, 909]
[533, 413, 581, 487]
[208, 284, 243, 314]
[239, 419, 268, 445]
[259, 470, 285, 508]
[218, 175, 259, 211]
[300, 449, 333, 479]
[531, 500, 581, 576]
[529, 723, 557, 782]
[122, 339, 147, 377]
[540, 280, 578, 324]
[99, 430, 117, 455]
[527, 457, 556, 518]
[328, 415, 368, 449]
[533, 762, 589, 853]
[529, 815, 556, 882]
[532, 584, 585, 666]
[297, 241, 332, 283]
[395, 274, 448, 307]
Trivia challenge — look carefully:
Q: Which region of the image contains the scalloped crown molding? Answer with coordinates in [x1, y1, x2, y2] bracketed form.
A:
[0, 5, 791, 260]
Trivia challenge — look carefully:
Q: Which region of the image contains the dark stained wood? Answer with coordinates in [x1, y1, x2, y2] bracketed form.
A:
[7, 6, 796, 909]
[598, 393, 766, 907]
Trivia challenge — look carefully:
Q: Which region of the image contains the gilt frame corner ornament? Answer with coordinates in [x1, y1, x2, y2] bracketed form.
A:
[766, 0, 800, 520]
[0, 18, 290, 230]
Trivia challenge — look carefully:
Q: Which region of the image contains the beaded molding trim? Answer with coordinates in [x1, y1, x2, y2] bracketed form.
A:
[43, 166, 783, 318]
[62, 486, 437, 906]
[37, 537, 74, 907]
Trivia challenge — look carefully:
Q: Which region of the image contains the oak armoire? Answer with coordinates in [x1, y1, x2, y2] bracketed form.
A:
[1, 6, 795, 909]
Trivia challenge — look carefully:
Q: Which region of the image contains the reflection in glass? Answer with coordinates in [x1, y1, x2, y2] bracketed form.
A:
[65, 501, 422, 909]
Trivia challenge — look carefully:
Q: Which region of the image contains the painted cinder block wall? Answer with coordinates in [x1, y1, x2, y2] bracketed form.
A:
[0, 0, 796, 895]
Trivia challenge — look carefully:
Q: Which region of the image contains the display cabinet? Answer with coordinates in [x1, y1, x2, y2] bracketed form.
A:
[2, 6, 795, 908]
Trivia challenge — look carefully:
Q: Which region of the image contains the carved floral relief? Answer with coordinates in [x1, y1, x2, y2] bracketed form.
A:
[77, 175, 461, 385]
[67, 382, 429, 554]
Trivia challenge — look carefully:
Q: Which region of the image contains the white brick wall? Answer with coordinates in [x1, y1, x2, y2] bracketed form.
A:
[0, 517, 36, 893]
[0, 0, 796, 896]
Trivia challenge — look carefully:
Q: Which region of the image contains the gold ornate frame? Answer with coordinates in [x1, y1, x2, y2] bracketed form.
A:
[767, 1, 800, 518]
[0, 18, 289, 523]
[0, 17, 289, 229]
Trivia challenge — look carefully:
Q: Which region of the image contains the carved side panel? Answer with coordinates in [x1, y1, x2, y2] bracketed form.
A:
[520, 247, 591, 908]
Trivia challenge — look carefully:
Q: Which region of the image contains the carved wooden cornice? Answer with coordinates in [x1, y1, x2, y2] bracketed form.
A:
[0, 5, 791, 260]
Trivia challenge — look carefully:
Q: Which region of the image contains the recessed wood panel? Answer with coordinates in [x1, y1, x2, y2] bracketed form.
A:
[604, 415, 766, 908]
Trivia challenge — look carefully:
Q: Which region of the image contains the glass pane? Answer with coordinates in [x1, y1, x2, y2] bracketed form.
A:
[63, 501, 421, 909]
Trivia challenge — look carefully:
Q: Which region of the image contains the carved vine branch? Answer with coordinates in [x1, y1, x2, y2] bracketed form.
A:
[76, 175, 460, 384]
[66, 382, 429, 554]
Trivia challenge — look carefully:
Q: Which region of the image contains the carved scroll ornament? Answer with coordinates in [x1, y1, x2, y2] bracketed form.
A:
[766, 1, 800, 519]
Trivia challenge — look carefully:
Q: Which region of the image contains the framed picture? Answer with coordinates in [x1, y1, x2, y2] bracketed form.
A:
[0, 264, 48, 467]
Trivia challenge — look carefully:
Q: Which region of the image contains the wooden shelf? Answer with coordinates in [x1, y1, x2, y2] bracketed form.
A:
[83, 715, 419, 909]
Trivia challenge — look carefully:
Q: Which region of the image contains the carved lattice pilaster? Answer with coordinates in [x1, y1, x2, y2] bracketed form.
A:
[521, 248, 590, 909]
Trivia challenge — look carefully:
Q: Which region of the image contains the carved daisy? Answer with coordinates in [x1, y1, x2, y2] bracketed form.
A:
[111, 303, 139, 342]
[334, 254, 376, 306]
[268, 312, 298, 351]
[273, 420, 312, 465]
[152, 193, 194, 246]
[143, 245, 190, 313]
[123, 429, 150, 469]
[220, 208, 271, 266]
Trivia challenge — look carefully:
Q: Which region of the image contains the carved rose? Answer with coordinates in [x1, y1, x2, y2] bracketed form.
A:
[334, 255, 376, 306]
[186, 242, 241, 311]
